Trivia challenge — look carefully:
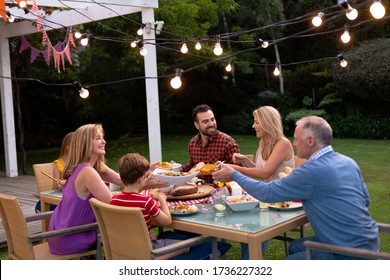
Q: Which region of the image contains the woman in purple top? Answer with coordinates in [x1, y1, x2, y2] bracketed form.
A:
[48, 123, 122, 255]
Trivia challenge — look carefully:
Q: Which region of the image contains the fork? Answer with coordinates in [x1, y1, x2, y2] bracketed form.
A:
[214, 161, 225, 169]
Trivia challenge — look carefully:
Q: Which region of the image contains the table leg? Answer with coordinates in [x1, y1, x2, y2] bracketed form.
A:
[210, 238, 220, 260]
[248, 236, 263, 260]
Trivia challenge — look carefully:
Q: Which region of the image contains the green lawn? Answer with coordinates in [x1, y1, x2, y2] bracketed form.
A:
[1, 136, 389, 260]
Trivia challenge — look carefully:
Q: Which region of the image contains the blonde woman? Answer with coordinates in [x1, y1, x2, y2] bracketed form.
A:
[48, 123, 123, 255]
[226, 106, 294, 259]
[230, 106, 294, 181]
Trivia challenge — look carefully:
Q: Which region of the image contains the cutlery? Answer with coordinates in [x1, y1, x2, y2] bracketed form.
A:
[41, 171, 64, 185]
[214, 161, 225, 169]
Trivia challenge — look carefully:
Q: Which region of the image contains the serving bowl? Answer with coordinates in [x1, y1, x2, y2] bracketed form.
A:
[226, 195, 259, 212]
[153, 169, 199, 185]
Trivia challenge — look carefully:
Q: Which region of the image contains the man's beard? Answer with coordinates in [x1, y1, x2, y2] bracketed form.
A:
[200, 125, 217, 137]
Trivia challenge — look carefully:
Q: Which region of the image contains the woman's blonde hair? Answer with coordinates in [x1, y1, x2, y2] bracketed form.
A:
[253, 106, 284, 160]
[58, 132, 74, 159]
[63, 124, 107, 179]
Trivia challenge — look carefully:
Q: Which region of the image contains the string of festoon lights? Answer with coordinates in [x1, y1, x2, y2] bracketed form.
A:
[2, 0, 387, 96]
[70, 0, 387, 91]
[166, 0, 387, 89]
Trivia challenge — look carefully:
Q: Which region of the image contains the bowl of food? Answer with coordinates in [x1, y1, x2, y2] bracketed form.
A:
[153, 169, 199, 185]
[226, 195, 259, 212]
[155, 161, 182, 172]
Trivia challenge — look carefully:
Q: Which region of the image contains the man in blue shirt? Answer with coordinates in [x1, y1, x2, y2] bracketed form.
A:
[213, 116, 379, 260]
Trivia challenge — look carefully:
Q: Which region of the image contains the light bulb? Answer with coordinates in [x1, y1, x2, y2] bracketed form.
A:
[170, 76, 182, 89]
[140, 47, 148, 56]
[213, 42, 223, 56]
[260, 40, 269, 48]
[181, 43, 188, 54]
[341, 31, 351, 43]
[312, 13, 324, 27]
[337, 54, 348, 68]
[195, 41, 202, 50]
[225, 63, 232, 72]
[273, 66, 280, 76]
[312, 16, 322, 27]
[74, 31, 82, 39]
[137, 27, 143, 36]
[340, 59, 348, 67]
[79, 88, 89, 99]
[18, 1, 27, 8]
[370, 1, 386, 19]
[346, 8, 358, 20]
[130, 41, 137, 48]
[80, 37, 89, 46]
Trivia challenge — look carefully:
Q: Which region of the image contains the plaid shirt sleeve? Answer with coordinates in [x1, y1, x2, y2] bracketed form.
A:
[182, 132, 240, 171]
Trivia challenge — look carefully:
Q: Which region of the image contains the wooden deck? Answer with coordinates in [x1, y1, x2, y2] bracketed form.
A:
[0, 172, 41, 247]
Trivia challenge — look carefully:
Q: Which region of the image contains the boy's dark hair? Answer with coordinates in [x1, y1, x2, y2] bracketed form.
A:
[118, 153, 149, 185]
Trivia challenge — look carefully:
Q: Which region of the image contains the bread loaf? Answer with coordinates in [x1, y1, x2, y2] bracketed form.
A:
[284, 166, 293, 174]
[278, 172, 287, 178]
[170, 185, 198, 196]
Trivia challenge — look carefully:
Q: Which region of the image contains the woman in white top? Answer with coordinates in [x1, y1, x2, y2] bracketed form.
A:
[226, 106, 294, 259]
[230, 106, 294, 181]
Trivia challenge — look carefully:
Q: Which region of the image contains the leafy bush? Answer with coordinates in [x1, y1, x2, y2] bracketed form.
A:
[284, 109, 326, 135]
[330, 116, 390, 139]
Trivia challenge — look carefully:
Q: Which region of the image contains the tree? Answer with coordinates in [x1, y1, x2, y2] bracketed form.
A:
[333, 38, 390, 116]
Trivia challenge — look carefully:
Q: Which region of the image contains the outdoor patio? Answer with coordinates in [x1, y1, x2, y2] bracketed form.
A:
[0, 172, 40, 247]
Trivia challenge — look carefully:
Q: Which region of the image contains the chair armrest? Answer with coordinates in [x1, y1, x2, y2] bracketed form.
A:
[151, 235, 212, 257]
[28, 222, 99, 243]
[304, 240, 390, 260]
[25, 211, 54, 222]
[377, 223, 390, 233]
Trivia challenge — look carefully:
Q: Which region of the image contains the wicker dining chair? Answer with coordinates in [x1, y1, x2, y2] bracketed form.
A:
[304, 223, 390, 259]
[33, 163, 57, 231]
[0, 194, 99, 260]
[33, 163, 55, 193]
[89, 198, 229, 260]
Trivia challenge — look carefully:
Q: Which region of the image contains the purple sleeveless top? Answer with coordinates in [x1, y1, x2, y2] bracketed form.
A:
[48, 164, 96, 255]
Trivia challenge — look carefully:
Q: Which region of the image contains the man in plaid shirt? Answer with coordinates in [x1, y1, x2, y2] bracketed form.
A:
[181, 104, 240, 172]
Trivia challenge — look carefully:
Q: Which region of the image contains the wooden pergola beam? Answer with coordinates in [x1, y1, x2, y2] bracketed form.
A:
[0, 0, 162, 177]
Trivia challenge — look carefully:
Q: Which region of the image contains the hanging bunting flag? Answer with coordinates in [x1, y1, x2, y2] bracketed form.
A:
[31, 0, 43, 31]
[19, 27, 76, 73]
[30, 47, 40, 63]
[19, 36, 30, 53]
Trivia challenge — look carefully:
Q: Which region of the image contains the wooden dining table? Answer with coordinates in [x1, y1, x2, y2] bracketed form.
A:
[39, 188, 308, 260]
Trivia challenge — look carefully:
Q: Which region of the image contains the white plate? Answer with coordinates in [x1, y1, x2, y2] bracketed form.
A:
[268, 201, 303, 211]
[153, 168, 199, 185]
[156, 162, 182, 172]
[169, 205, 199, 216]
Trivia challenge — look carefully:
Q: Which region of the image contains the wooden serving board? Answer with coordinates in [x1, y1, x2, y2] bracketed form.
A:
[167, 185, 214, 200]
